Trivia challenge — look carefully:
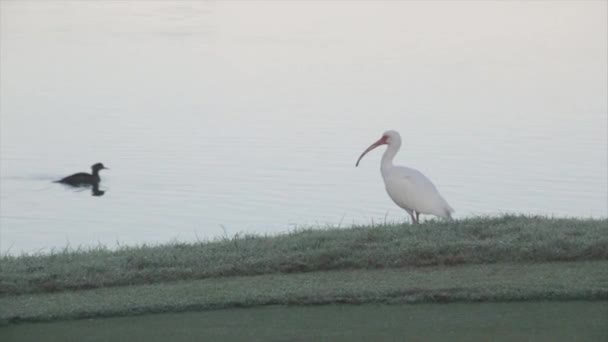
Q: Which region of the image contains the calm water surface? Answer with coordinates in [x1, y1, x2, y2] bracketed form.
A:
[1, 1, 606, 254]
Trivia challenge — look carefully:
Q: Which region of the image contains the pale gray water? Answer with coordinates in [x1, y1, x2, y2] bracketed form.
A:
[1, 1, 606, 255]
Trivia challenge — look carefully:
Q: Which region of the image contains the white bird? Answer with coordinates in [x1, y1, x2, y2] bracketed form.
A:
[356, 130, 454, 224]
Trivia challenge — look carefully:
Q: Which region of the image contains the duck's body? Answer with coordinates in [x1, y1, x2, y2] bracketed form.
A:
[356, 130, 453, 224]
[55, 163, 108, 186]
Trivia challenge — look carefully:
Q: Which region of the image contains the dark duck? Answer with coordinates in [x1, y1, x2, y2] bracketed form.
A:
[55, 162, 109, 186]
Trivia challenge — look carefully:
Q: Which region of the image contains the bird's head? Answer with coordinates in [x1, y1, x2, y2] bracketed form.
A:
[92, 163, 109, 171]
[355, 130, 401, 167]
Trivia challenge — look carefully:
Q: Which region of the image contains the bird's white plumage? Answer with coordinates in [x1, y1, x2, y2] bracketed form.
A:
[383, 166, 453, 219]
[356, 130, 454, 223]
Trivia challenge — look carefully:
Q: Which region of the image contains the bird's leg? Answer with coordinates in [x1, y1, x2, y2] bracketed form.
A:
[415, 211, 420, 224]
[406, 210, 418, 225]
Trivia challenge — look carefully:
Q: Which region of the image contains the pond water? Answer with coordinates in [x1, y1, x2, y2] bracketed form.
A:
[1, 1, 606, 254]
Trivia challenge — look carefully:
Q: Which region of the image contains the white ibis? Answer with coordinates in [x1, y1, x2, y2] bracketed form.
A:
[356, 130, 454, 224]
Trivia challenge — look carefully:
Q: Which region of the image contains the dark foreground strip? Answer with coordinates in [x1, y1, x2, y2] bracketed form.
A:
[1, 261, 607, 325]
[2, 302, 607, 342]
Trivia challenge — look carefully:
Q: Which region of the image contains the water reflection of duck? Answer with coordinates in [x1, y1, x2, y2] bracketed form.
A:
[91, 182, 105, 196]
[55, 163, 109, 186]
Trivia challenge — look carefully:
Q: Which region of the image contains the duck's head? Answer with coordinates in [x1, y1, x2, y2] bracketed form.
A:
[91, 162, 109, 172]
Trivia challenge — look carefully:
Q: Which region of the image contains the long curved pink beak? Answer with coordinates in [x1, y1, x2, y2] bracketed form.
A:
[355, 137, 387, 167]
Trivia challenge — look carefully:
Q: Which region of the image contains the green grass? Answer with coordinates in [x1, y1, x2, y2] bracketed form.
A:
[1, 261, 607, 324]
[0, 215, 606, 327]
[1, 215, 606, 296]
[2, 302, 607, 342]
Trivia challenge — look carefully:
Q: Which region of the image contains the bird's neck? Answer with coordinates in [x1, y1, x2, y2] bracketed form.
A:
[91, 169, 101, 179]
[380, 142, 400, 171]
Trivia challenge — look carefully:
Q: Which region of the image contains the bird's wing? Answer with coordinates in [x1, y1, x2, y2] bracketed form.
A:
[386, 166, 453, 217]
[392, 167, 433, 187]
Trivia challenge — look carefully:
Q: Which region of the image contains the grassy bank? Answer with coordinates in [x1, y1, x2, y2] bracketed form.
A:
[2, 261, 607, 324]
[0, 215, 606, 325]
[1, 215, 606, 296]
